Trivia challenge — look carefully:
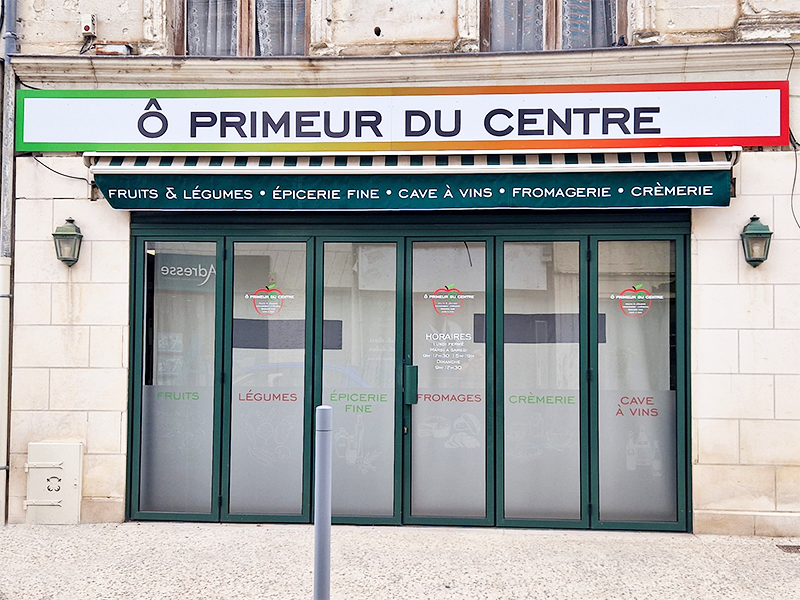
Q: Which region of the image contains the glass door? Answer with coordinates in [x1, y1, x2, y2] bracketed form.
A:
[591, 238, 687, 530]
[320, 241, 402, 523]
[497, 239, 589, 527]
[222, 240, 314, 522]
[403, 240, 493, 525]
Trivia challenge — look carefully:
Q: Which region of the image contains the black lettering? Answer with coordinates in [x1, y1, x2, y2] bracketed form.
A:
[190, 111, 217, 138]
[634, 107, 660, 134]
[484, 108, 513, 137]
[356, 111, 383, 137]
[434, 110, 461, 137]
[547, 108, 572, 135]
[220, 112, 247, 138]
[518, 108, 544, 136]
[573, 108, 600, 135]
[323, 111, 350, 138]
[262, 111, 290, 137]
[296, 111, 321, 138]
[602, 108, 631, 135]
[406, 110, 431, 137]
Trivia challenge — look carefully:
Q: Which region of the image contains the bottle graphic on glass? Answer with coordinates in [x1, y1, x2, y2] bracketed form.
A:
[634, 425, 653, 468]
[652, 440, 663, 477]
[626, 431, 636, 471]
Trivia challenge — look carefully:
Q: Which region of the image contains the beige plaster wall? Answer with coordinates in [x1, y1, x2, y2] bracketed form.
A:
[691, 151, 800, 536]
[7, 157, 130, 524]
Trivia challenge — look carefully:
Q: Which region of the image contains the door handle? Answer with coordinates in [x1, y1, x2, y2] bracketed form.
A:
[404, 365, 418, 405]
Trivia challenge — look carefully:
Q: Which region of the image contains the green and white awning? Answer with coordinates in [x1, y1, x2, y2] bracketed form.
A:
[87, 151, 735, 211]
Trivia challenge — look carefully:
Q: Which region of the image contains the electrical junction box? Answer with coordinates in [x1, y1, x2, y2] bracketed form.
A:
[24, 442, 83, 524]
[80, 14, 96, 38]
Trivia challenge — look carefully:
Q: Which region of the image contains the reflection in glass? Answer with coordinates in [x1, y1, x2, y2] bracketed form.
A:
[322, 243, 397, 517]
[140, 241, 217, 513]
[411, 242, 486, 518]
[597, 241, 677, 522]
[503, 242, 581, 520]
[229, 242, 307, 515]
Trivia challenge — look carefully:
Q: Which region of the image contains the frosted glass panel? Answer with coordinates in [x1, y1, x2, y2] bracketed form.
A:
[411, 242, 486, 518]
[503, 242, 581, 520]
[322, 243, 397, 518]
[597, 241, 677, 522]
[140, 242, 217, 513]
[229, 242, 307, 515]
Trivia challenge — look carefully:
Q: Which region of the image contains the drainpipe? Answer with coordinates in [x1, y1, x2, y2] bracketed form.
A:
[0, 0, 18, 525]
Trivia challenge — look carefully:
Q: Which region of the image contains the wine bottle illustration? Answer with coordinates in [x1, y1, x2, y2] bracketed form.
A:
[626, 431, 636, 471]
[652, 440, 663, 477]
[634, 425, 653, 468]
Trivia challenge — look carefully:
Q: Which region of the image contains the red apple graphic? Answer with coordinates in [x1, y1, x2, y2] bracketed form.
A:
[431, 285, 463, 315]
[253, 285, 284, 316]
[618, 284, 651, 317]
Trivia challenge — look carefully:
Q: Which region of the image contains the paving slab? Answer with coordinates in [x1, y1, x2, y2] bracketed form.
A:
[1, 523, 799, 600]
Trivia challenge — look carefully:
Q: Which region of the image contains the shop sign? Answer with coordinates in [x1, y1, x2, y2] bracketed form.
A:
[17, 82, 788, 152]
[94, 169, 731, 210]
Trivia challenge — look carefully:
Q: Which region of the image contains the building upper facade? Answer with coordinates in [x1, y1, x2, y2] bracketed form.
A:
[15, 0, 800, 58]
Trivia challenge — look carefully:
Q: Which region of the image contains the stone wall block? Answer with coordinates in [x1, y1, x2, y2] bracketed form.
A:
[16, 157, 91, 200]
[692, 374, 774, 420]
[775, 375, 800, 419]
[14, 199, 54, 241]
[692, 240, 739, 284]
[82, 454, 126, 498]
[90, 241, 131, 283]
[90, 326, 125, 368]
[693, 510, 755, 535]
[740, 329, 800, 375]
[740, 420, 800, 465]
[9, 410, 88, 453]
[775, 285, 800, 329]
[691, 329, 738, 374]
[13, 325, 90, 368]
[697, 419, 739, 464]
[51, 283, 129, 326]
[13, 283, 52, 326]
[777, 467, 800, 511]
[49, 368, 128, 412]
[693, 465, 775, 511]
[87, 411, 123, 454]
[11, 368, 50, 410]
[692, 284, 773, 329]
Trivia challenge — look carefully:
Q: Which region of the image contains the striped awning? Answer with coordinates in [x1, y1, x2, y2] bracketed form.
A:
[87, 150, 735, 175]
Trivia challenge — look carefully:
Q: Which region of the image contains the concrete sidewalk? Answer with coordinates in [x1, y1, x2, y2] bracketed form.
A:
[1, 523, 799, 600]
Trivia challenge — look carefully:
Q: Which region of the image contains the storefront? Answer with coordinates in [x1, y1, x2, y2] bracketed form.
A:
[11, 72, 791, 532]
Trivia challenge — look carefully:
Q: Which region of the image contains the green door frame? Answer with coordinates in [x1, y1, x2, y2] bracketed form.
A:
[127, 213, 691, 531]
[401, 236, 496, 527]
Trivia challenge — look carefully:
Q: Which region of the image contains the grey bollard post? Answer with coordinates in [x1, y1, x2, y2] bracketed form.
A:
[314, 405, 333, 600]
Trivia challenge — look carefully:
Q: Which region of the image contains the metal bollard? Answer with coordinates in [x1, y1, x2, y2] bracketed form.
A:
[314, 405, 332, 600]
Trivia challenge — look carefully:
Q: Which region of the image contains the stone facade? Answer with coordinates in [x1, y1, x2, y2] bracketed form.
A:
[3, 2, 800, 534]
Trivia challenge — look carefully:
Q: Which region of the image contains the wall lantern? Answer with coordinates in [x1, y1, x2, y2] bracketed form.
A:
[740, 215, 773, 268]
[52, 217, 83, 267]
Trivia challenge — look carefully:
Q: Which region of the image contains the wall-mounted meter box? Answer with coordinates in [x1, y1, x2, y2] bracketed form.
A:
[24, 442, 83, 524]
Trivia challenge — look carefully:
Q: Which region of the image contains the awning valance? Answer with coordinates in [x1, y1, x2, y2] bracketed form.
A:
[87, 151, 735, 211]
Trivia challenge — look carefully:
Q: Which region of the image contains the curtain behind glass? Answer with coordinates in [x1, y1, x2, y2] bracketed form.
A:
[491, 0, 544, 52]
[256, 0, 306, 56]
[187, 0, 306, 56]
[490, 0, 614, 51]
[187, 0, 238, 56]
[562, 0, 614, 49]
